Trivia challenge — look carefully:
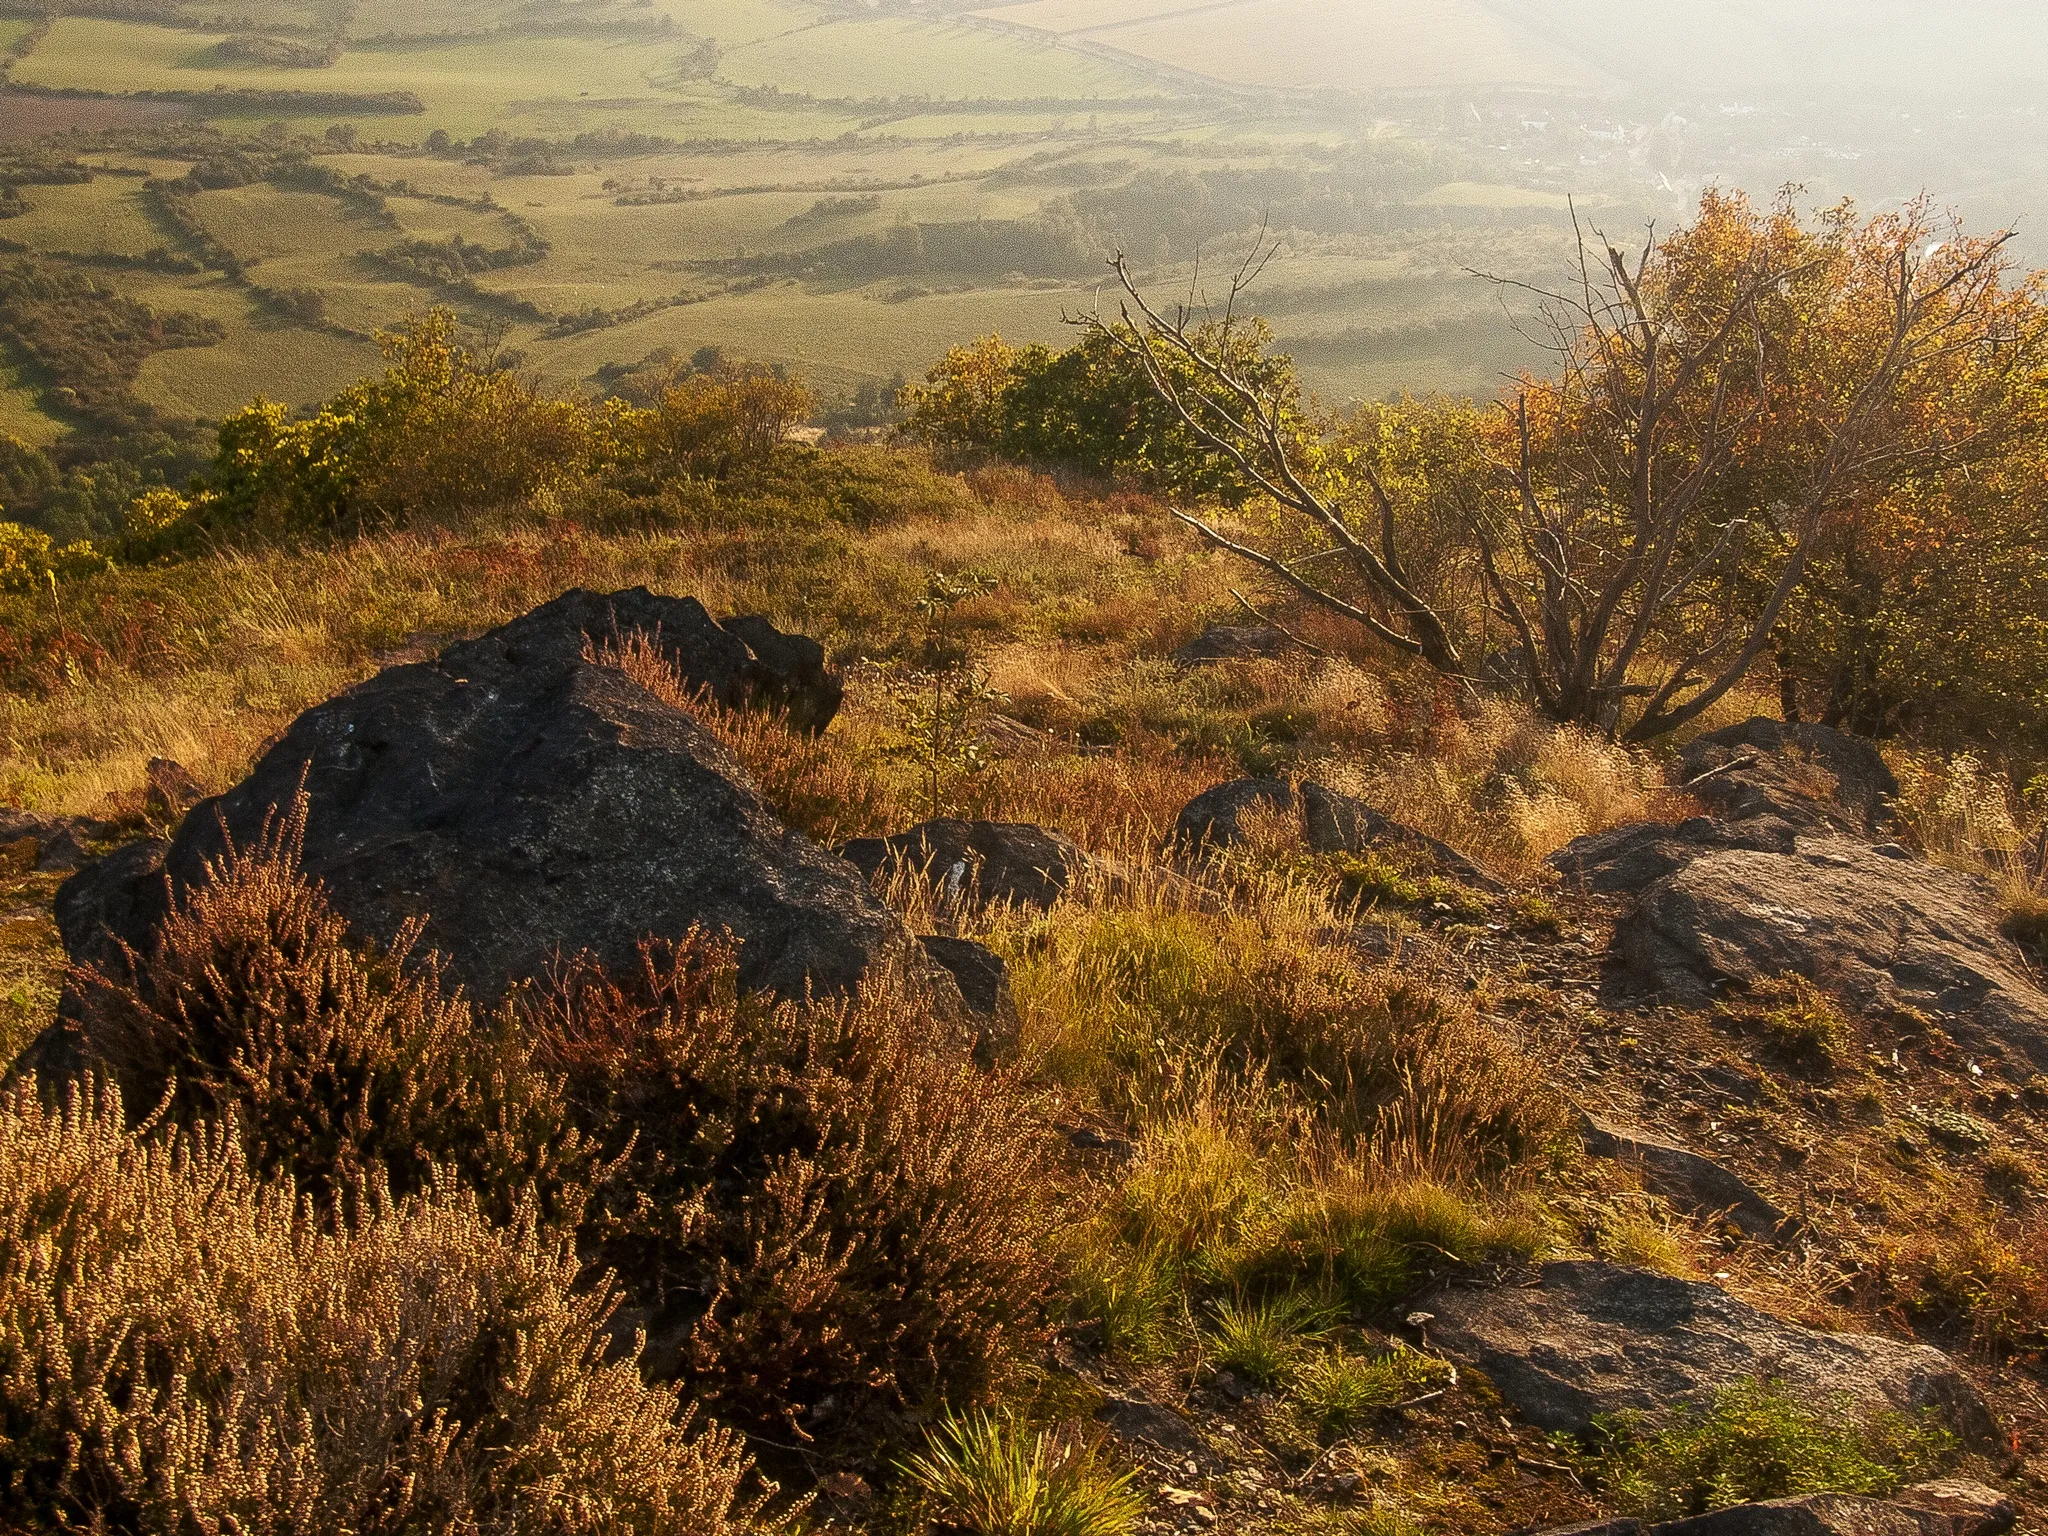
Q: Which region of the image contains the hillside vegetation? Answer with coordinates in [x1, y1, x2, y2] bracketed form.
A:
[0, 180, 2043, 1536]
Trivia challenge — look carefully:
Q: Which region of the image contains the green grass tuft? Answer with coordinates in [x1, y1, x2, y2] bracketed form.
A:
[899, 1410, 1145, 1536]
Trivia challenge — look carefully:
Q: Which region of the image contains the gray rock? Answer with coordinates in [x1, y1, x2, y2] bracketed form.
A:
[44, 590, 934, 1028]
[1535, 1523, 1645, 1536]
[1095, 1391, 1219, 1470]
[1614, 837, 2048, 1066]
[919, 935, 1017, 1053]
[1581, 1117, 1798, 1243]
[1169, 623, 1297, 666]
[1427, 1261, 1999, 1449]
[1895, 1480, 2018, 1536]
[1172, 777, 1296, 853]
[1678, 720, 1897, 837]
[1301, 781, 1502, 889]
[1651, 1494, 1954, 1536]
[0, 809, 115, 874]
[716, 613, 843, 734]
[839, 818, 1096, 911]
[1172, 778, 1497, 888]
[1552, 817, 1798, 896]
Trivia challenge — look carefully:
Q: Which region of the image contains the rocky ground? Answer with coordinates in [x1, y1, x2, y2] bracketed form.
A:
[5, 597, 2043, 1536]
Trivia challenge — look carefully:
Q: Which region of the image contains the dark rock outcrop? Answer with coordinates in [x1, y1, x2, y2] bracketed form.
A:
[1169, 623, 1297, 666]
[1172, 777, 1498, 888]
[47, 590, 924, 1022]
[839, 818, 1096, 911]
[1552, 816, 1797, 896]
[1299, 781, 1501, 889]
[1677, 719, 1898, 837]
[716, 613, 843, 734]
[1427, 1260, 1999, 1449]
[1613, 839, 2048, 1065]
[1652, 1494, 1967, 1536]
[1172, 777, 1296, 854]
[1581, 1116, 1798, 1242]
[918, 935, 1015, 1025]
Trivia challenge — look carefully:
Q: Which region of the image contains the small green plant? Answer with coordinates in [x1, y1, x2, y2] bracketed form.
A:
[1329, 853, 1486, 922]
[1510, 893, 1566, 936]
[1292, 1347, 1448, 1435]
[1717, 976, 1855, 1071]
[1594, 1378, 1956, 1520]
[900, 1410, 1144, 1536]
[1068, 1244, 1181, 1361]
[1204, 1293, 1334, 1386]
[1907, 1103, 1995, 1150]
[892, 570, 1007, 818]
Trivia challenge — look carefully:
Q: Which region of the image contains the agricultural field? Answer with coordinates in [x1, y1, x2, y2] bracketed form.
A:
[2, 0, 2043, 524]
[977, 0, 1616, 93]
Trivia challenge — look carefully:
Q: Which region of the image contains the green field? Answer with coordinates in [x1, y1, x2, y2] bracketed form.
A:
[0, 0, 1639, 468]
[714, 17, 1165, 100]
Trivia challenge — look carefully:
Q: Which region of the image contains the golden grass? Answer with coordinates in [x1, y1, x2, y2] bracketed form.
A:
[0, 1074, 778, 1535]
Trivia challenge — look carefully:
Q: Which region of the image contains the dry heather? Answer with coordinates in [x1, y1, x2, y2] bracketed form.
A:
[62, 815, 1058, 1462]
[77, 795, 584, 1220]
[527, 936, 1057, 1442]
[0, 1076, 776, 1536]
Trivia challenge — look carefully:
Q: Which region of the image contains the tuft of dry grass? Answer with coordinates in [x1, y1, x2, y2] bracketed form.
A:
[0, 1074, 781, 1535]
[998, 868, 1566, 1171]
[1312, 695, 1675, 878]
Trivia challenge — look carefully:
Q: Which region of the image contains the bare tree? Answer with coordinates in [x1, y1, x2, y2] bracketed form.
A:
[1090, 250, 1467, 676]
[1475, 198, 2018, 742]
[1098, 197, 2021, 742]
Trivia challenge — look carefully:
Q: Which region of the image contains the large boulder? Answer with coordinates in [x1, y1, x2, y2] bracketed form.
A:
[1677, 720, 1897, 838]
[1613, 838, 2048, 1066]
[1426, 1260, 1999, 1449]
[49, 589, 926, 1022]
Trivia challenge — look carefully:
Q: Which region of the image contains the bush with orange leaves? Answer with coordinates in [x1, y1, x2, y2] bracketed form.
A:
[0, 1076, 780, 1535]
[66, 801, 1056, 1462]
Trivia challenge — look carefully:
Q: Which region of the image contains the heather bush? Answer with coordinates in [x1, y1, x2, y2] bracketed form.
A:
[530, 936, 1057, 1445]
[0, 1075, 779, 1535]
[75, 809, 1057, 1459]
[75, 795, 587, 1223]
